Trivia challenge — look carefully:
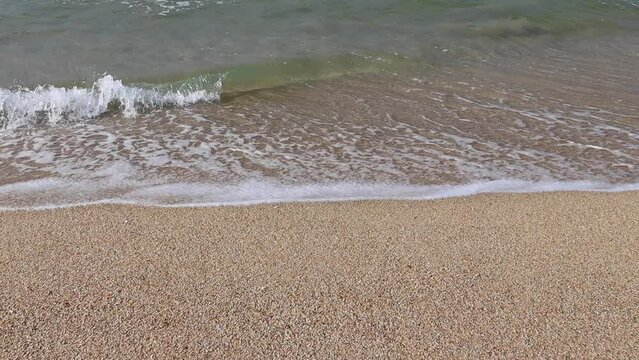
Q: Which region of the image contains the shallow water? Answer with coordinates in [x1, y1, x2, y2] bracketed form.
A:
[1, 1, 638, 207]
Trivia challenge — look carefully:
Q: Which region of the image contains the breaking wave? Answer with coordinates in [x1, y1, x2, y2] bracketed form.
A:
[0, 74, 222, 129]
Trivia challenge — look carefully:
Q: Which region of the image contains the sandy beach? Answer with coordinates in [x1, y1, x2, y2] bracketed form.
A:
[1, 192, 638, 358]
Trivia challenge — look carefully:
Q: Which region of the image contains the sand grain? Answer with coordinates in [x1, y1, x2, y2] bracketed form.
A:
[1, 192, 638, 358]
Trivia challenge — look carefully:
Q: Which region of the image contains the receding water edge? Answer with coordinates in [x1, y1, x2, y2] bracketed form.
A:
[1, 179, 639, 211]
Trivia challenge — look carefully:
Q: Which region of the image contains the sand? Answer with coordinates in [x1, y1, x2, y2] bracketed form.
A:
[1, 192, 638, 358]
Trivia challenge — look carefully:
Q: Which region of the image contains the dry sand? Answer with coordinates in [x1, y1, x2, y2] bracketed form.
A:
[1, 192, 638, 358]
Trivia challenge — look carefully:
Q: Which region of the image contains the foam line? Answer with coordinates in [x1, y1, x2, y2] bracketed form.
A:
[1, 179, 638, 211]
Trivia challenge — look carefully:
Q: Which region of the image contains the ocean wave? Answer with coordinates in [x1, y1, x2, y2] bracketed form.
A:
[0, 74, 222, 129]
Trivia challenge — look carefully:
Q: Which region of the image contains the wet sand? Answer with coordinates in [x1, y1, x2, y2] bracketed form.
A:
[1, 192, 638, 358]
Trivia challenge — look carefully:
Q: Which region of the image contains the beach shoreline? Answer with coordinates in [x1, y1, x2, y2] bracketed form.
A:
[1, 191, 638, 358]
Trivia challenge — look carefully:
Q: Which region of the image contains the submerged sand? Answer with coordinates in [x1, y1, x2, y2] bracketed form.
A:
[1, 192, 638, 358]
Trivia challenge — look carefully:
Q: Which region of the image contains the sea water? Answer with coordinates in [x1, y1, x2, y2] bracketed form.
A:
[1, 0, 638, 208]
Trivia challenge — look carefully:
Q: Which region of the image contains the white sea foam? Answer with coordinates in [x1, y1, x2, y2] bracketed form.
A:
[58, 0, 215, 16]
[0, 75, 222, 129]
[1, 179, 638, 211]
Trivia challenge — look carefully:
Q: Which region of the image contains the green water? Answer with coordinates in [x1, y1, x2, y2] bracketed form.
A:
[1, 0, 638, 87]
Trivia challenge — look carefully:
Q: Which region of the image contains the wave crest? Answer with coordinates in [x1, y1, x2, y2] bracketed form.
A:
[0, 74, 222, 129]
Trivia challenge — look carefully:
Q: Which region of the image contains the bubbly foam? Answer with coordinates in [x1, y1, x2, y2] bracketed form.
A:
[150, 0, 210, 16]
[0, 74, 222, 129]
[58, 0, 216, 16]
[1, 178, 638, 211]
[1, 70, 637, 194]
